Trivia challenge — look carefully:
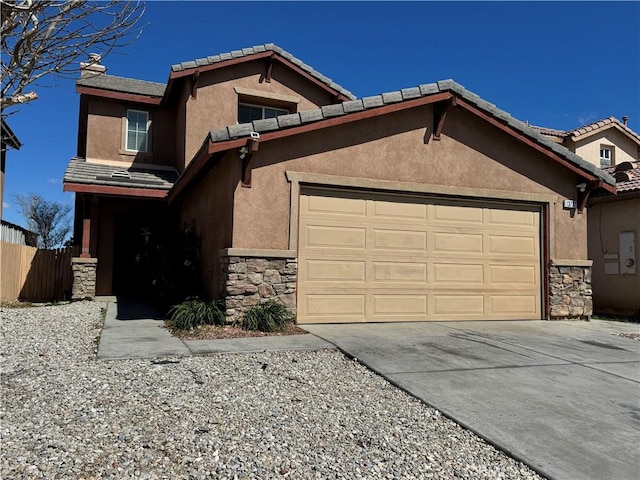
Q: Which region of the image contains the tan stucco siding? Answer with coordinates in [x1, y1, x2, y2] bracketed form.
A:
[588, 196, 640, 313]
[183, 61, 336, 164]
[230, 107, 587, 260]
[180, 155, 238, 299]
[573, 129, 638, 168]
[85, 97, 176, 168]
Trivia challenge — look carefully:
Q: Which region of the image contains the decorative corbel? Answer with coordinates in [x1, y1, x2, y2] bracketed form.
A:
[191, 70, 200, 99]
[241, 138, 260, 187]
[576, 180, 603, 213]
[433, 96, 457, 140]
[263, 54, 276, 83]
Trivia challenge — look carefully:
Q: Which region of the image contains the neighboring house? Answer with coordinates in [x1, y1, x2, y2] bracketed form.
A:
[1, 117, 22, 219]
[63, 44, 616, 322]
[588, 161, 639, 316]
[0, 219, 38, 246]
[535, 119, 640, 316]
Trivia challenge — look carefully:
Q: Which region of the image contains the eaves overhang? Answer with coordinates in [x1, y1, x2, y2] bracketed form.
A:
[169, 79, 618, 201]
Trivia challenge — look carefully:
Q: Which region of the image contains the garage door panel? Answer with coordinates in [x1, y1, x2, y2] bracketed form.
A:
[304, 294, 366, 319]
[372, 229, 428, 251]
[433, 204, 484, 223]
[489, 295, 539, 315]
[304, 260, 366, 282]
[372, 294, 428, 315]
[304, 194, 366, 217]
[298, 189, 541, 323]
[304, 225, 366, 249]
[433, 263, 484, 283]
[488, 208, 537, 227]
[372, 200, 427, 221]
[372, 262, 427, 283]
[433, 232, 483, 254]
[489, 265, 538, 285]
[433, 295, 485, 315]
[488, 235, 537, 256]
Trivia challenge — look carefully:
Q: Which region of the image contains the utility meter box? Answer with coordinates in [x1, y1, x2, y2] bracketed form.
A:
[619, 231, 636, 275]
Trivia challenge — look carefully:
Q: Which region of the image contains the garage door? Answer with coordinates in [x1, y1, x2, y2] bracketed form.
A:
[297, 187, 542, 323]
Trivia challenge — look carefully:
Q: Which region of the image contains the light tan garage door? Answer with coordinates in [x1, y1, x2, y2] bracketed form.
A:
[297, 187, 541, 323]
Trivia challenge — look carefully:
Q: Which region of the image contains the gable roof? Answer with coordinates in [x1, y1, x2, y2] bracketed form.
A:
[75, 44, 355, 104]
[533, 117, 640, 145]
[169, 44, 355, 101]
[170, 79, 615, 198]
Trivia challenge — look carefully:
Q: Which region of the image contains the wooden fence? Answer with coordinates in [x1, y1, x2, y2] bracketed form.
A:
[1, 242, 80, 302]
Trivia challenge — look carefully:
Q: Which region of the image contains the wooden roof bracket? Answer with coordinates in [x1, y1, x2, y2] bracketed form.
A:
[241, 137, 260, 187]
[263, 53, 276, 83]
[433, 96, 458, 140]
[577, 179, 604, 213]
[191, 70, 200, 99]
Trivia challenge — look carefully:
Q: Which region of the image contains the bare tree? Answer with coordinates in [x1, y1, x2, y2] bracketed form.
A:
[1, 0, 145, 109]
[14, 193, 71, 248]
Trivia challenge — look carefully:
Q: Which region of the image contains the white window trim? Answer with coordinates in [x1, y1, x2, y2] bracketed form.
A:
[599, 145, 614, 168]
[125, 109, 150, 153]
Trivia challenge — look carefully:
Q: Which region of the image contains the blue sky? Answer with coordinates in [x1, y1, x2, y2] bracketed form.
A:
[3, 1, 639, 228]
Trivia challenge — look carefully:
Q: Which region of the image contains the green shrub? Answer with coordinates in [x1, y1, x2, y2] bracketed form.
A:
[168, 297, 225, 330]
[242, 300, 295, 332]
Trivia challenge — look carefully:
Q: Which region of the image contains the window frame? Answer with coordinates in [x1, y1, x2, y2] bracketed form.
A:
[237, 102, 290, 124]
[599, 145, 614, 168]
[124, 109, 151, 153]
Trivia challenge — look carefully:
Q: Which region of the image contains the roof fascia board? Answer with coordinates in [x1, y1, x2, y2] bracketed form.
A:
[166, 51, 351, 102]
[76, 86, 162, 105]
[168, 139, 214, 204]
[455, 98, 617, 194]
[63, 181, 168, 198]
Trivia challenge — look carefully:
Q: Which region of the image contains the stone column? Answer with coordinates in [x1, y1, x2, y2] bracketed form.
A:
[549, 260, 593, 320]
[219, 248, 297, 324]
[71, 257, 98, 300]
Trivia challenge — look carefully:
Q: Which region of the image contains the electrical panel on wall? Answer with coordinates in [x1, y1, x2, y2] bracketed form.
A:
[619, 231, 636, 275]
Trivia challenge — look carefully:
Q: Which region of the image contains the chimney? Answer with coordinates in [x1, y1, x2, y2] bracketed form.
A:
[622, 115, 629, 126]
[80, 53, 106, 78]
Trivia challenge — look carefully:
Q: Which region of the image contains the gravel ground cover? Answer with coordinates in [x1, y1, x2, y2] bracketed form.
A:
[1, 302, 543, 479]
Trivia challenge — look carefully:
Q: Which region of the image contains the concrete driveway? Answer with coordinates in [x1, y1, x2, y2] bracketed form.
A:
[303, 320, 640, 480]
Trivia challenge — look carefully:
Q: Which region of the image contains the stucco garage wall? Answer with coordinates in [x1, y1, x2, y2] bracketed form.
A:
[588, 196, 640, 314]
[230, 106, 587, 261]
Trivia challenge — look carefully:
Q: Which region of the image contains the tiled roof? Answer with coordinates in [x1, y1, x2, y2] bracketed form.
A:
[534, 117, 640, 144]
[566, 116, 640, 143]
[171, 43, 356, 101]
[529, 125, 565, 137]
[64, 157, 178, 190]
[206, 79, 615, 187]
[602, 161, 640, 193]
[76, 74, 166, 97]
[1, 117, 22, 149]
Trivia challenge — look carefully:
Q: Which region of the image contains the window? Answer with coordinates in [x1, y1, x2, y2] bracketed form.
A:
[125, 109, 150, 152]
[599, 145, 614, 168]
[238, 103, 289, 124]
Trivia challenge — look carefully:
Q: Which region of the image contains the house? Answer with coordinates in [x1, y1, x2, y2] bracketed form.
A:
[1, 117, 22, 219]
[63, 44, 616, 321]
[535, 119, 639, 317]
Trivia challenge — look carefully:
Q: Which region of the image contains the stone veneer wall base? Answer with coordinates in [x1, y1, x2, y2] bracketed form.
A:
[220, 253, 297, 324]
[549, 260, 592, 320]
[71, 257, 98, 300]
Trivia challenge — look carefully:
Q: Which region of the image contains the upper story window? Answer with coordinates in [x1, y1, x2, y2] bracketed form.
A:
[599, 145, 614, 168]
[125, 109, 150, 153]
[238, 103, 289, 124]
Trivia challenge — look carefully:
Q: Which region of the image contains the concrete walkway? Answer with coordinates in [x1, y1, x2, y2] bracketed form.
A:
[96, 298, 333, 361]
[303, 320, 640, 480]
